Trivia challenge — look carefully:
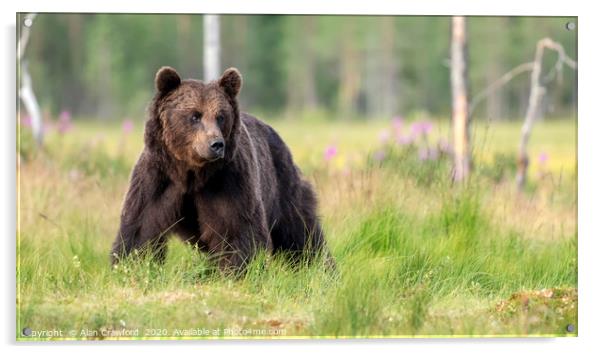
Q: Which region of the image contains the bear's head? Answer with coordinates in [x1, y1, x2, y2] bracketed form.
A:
[146, 66, 243, 168]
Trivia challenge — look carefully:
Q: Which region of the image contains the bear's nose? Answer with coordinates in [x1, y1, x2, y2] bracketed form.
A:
[210, 138, 225, 156]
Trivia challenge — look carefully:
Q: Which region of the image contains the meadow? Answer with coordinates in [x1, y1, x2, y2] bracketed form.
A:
[17, 115, 577, 339]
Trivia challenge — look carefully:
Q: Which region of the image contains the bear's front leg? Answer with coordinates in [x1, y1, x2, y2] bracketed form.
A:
[111, 151, 183, 265]
[197, 198, 272, 273]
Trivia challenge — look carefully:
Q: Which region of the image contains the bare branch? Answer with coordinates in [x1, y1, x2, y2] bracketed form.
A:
[469, 62, 534, 117]
[516, 37, 576, 190]
[539, 37, 577, 70]
[541, 37, 577, 85]
[469, 37, 576, 120]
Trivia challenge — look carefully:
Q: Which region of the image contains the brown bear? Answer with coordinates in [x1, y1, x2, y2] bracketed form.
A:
[111, 66, 332, 272]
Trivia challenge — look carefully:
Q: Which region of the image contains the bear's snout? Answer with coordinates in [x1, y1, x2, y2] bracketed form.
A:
[209, 138, 226, 159]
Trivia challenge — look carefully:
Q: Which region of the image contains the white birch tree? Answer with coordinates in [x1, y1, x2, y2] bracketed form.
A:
[203, 15, 221, 81]
[450, 16, 470, 182]
[18, 13, 43, 146]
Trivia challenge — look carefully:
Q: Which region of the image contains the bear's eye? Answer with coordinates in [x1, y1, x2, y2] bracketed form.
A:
[217, 114, 225, 126]
[190, 112, 202, 123]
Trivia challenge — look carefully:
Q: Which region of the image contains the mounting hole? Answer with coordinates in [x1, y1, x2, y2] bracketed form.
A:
[23, 18, 33, 28]
[566, 324, 575, 333]
[565, 22, 576, 31]
[22, 327, 32, 336]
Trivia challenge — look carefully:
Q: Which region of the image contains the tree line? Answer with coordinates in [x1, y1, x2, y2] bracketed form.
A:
[25, 14, 576, 121]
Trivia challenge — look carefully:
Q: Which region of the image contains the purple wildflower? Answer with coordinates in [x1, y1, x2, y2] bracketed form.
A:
[398, 134, 414, 146]
[324, 145, 338, 162]
[57, 110, 72, 134]
[21, 115, 32, 127]
[122, 119, 134, 135]
[392, 116, 404, 134]
[373, 150, 386, 162]
[411, 120, 433, 136]
[410, 122, 420, 135]
[423, 121, 433, 134]
[538, 152, 549, 164]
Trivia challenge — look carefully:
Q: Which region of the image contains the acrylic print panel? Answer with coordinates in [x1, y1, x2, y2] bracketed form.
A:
[16, 13, 577, 340]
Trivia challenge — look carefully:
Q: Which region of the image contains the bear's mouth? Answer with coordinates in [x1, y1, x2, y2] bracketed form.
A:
[192, 146, 225, 164]
[205, 150, 225, 162]
[193, 153, 224, 165]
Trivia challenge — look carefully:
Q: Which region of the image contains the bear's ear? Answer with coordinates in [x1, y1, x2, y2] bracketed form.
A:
[155, 66, 181, 94]
[219, 68, 243, 98]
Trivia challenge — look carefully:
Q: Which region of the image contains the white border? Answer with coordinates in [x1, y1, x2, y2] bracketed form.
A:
[2, 1, 600, 353]
[1, 0, 581, 15]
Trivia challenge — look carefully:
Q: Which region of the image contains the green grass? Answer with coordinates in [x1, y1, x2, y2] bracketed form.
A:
[17, 117, 577, 339]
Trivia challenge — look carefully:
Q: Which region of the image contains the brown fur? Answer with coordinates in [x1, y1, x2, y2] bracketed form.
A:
[111, 67, 333, 272]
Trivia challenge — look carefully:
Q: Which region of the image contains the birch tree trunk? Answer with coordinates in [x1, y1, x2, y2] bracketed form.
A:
[516, 41, 546, 189]
[18, 13, 43, 146]
[450, 16, 470, 182]
[203, 15, 221, 81]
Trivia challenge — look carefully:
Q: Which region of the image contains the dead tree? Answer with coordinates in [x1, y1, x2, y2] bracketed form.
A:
[203, 15, 221, 81]
[18, 13, 43, 146]
[516, 38, 577, 189]
[450, 16, 470, 182]
[467, 37, 576, 190]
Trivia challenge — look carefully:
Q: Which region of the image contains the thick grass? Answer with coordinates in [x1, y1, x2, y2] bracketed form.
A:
[17, 117, 577, 339]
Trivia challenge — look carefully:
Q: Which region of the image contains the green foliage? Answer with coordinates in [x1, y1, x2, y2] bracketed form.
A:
[18, 128, 37, 161]
[59, 145, 131, 180]
[477, 152, 517, 183]
[28, 14, 204, 118]
[24, 15, 577, 120]
[244, 15, 287, 112]
[371, 145, 451, 187]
